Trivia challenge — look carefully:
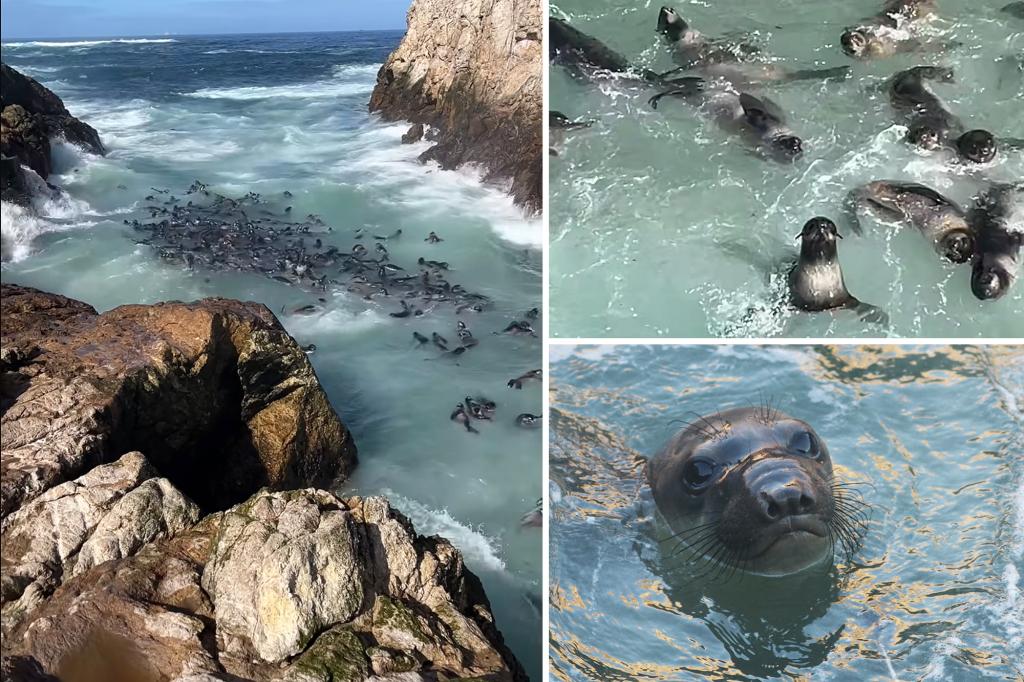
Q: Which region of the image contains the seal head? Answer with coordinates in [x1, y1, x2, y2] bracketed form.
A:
[840, 28, 869, 57]
[657, 6, 689, 41]
[956, 129, 997, 164]
[647, 407, 857, 577]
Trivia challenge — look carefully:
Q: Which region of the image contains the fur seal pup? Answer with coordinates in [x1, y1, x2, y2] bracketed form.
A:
[550, 15, 705, 94]
[845, 181, 974, 263]
[969, 183, 1023, 301]
[890, 66, 997, 163]
[647, 406, 865, 576]
[656, 7, 849, 85]
[841, 0, 938, 59]
[789, 218, 888, 323]
[650, 90, 804, 162]
[508, 368, 543, 389]
[515, 413, 542, 428]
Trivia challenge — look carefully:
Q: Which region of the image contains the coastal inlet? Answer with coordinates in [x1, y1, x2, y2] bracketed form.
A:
[0, 30, 542, 678]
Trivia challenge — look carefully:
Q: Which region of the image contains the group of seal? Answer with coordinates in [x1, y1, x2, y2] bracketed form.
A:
[551, 2, 1024, 320]
[647, 406, 867, 576]
[128, 179, 543, 442]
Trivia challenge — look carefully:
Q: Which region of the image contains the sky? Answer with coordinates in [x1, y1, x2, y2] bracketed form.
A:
[0, 0, 410, 39]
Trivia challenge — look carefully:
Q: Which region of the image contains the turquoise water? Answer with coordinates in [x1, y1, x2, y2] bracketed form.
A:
[0, 33, 541, 676]
[550, 344, 1024, 680]
[550, 0, 1024, 338]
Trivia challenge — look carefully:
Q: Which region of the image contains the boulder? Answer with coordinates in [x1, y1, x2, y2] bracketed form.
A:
[0, 452, 200, 640]
[0, 284, 357, 518]
[368, 0, 542, 213]
[400, 123, 424, 144]
[0, 62, 104, 205]
[3, 490, 527, 682]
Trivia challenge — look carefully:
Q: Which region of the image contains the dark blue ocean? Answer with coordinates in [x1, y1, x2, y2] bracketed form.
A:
[0, 31, 541, 678]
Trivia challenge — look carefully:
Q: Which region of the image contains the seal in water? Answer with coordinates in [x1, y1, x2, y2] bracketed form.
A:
[841, 0, 938, 59]
[655, 7, 849, 86]
[889, 66, 997, 163]
[845, 181, 975, 263]
[969, 183, 1023, 301]
[515, 413, 542, 428]
[649, 90, 804, 161]
[789, 218, 888, 324]
[647, 406, 866, 577]
[1003, 2, 1024, 18]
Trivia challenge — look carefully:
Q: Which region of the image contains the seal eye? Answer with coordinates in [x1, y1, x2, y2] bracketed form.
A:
[683, 459, 716, 491]
[790, 431, 820, 458]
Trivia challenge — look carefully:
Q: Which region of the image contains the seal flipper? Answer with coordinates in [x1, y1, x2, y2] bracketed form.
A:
[649, 79, 705, 109]
[738, 93, 787, 130]
[842, 188, 868, 236]
[847, 298, 889, 326]
[783, 66, 852, 82]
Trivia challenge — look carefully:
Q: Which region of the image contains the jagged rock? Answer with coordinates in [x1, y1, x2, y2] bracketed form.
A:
[4, 490, 526, 682]
[0, 284, 357, 518]
[369, 0, 542, 213]
[401, 123, 425, 144]
[0, 154, 31, 205]
[0, 452, 200, 639]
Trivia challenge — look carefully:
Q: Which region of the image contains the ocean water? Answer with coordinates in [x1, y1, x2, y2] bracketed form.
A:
[549, 344, 1024, 680]
[549, 0, 1024, 338]
[0, 32, 542, 677]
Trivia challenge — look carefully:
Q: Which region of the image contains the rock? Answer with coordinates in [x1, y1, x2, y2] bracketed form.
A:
[0, 452, 200, 639]
[0, 154, 31, 206]
[0, 62, 104, 206]
[369, 0, 542, 213]
[0, 284, 357, 518]
[401, 123, 424, 144]
[4, 490, 526, 682]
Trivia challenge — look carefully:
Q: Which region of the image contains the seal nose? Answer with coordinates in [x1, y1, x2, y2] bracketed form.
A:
[759, 484, 816, 520]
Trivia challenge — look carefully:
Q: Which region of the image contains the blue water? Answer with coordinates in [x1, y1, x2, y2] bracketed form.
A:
[550, 344, 1024, 680]
[0, 32, 541, 677]
[549, 0, 1024, 338]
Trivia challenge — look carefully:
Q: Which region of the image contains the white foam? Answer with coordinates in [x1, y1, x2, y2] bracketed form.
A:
[3, 38, 177, 48]
[380, 489, 507, 573]
[1, 167, 97, 262]
[183, 66, 377, 101]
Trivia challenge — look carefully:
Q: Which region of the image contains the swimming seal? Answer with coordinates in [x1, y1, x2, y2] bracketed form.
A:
[969, 183, 1023, 301]
[889, 66, 997, 163]
[841, 0, 937, 59]
[649, 90, 803, 161]
[846, 181, 975, 264]
[789, 217, 888, 324]
[647, 406, 864, 576]
[656, 7, 849, 86]
[550, 110, 595, 156]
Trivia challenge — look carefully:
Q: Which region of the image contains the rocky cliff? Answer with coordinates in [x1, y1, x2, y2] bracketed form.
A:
[0, 63, 105, 205]
[0, 285, 526, 681]
[369, 0, 542, 213]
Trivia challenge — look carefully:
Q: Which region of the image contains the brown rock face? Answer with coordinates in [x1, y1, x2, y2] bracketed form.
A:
[369, 0, 542, 213]
[3, 490, 527, 682]
[0, 284, 357, 517]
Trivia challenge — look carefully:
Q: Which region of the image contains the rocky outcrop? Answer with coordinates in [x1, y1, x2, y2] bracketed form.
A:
[3, 489, 526, 682]
[369, 0, 542, 213]
[0, 63, 104, 204]
[0, 284, 357, 517]
[0, 452, 200, 639]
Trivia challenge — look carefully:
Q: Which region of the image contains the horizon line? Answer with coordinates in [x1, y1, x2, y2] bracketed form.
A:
[0, 27, 406, 42]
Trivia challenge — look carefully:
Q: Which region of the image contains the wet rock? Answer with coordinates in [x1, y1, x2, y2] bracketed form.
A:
[4, 490, 526, 682]
[369, 0, 542, 213]
[0, 154, 31, 206]
[0, 452, 200, 639]
[401, 123, 425, 144]
[0, 284, 357, 517]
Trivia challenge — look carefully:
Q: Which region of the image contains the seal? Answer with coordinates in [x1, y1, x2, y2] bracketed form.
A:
[550, 110, 595, 156]
[646, 406, 865, 576]
[788, 217, 888, 324]
[889, 66, 998, 163]
[1003, 2, 1024, 19]
[841, 0, 937, 59]
[649, 90, 803, 161]
[969, 183, 1024, 301]
[846, 181, 974, 263]
[656, 7, 849, 85]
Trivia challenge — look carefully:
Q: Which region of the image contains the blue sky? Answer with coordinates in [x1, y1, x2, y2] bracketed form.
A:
[0, 0, 409, 39]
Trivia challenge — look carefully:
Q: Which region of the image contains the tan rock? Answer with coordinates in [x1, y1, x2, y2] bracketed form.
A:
[369, 0, 542, 212]
[0, 284, 357, 518]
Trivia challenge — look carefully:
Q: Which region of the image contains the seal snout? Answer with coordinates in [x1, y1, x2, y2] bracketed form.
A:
[743, 458, 824, 524]
[657, 6, 687, 39]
